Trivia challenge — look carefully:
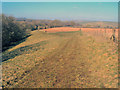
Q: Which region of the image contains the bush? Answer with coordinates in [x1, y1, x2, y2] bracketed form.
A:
[2, 14, 28, 48]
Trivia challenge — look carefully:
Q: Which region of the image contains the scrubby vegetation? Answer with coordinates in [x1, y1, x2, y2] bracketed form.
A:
[16, 19, 79, 30]
[2, 14, 30, 51]
[16, 18, 118, 31]
[2, 14, 118, 51]
[2, 15, 80, 51]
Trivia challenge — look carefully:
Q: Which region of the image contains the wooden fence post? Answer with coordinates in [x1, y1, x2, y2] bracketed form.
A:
[110, 29, 116, 42]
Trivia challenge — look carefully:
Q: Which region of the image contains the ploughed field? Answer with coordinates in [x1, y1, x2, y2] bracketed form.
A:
[2, 27, 118, 88]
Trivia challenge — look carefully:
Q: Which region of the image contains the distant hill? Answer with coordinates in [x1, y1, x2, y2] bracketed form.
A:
[16, 17, 118, 29]
[74, 20, 118, 28]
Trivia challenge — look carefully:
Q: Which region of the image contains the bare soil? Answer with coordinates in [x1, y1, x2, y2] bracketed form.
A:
[2, 28, 118, 88]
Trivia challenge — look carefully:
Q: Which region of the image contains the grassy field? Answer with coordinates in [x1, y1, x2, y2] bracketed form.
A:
[2, 27, 118, 88]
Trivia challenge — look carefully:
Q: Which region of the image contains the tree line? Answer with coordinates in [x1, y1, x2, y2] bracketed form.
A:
[16, 19, 78, 31]
[2, 14, 117, 51]
[2, 14, 79, 51]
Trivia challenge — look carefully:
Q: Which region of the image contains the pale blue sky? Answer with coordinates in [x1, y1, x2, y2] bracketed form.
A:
[1, 0, 120, 2]
[2, 2, 118, 21]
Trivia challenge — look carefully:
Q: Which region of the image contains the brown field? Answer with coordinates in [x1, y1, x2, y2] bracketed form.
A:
[44, 27, 118, 38]
[81, 28, 118, 39]
[44, 27, 118, 42]
[43, 27, 81, 32]
[2, 27, 118, 88]
[44, 27, 119, 45]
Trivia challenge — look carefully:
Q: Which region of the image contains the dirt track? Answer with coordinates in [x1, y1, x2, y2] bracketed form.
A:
[14, 32, 91, 88]
[2, 30, 118, 88]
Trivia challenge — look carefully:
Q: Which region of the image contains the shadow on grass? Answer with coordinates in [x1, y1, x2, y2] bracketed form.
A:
[48, 31, 81, 37]
[2, 35, 32, 52]
[2, 39, 47, 62]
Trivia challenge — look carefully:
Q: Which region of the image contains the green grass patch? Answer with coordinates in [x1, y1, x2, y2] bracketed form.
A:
[2, 41, 47, 62]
